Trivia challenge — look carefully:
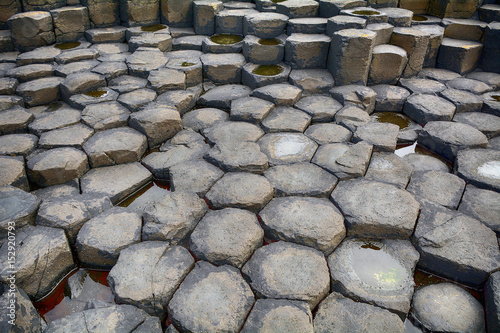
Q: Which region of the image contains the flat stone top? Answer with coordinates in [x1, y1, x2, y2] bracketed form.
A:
[9, 11, 52, 20]
[392, 27, 431, 37]
[441, 37, 483, 48]
[335, 28, 377, 38]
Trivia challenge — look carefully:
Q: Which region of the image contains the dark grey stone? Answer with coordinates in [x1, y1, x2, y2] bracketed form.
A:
[118, 88, 157, 111]
[312, 142, 373, 179]
[403, 94, 456, 125]
[439, 88, 483, 113]
[28, 107, 81, 136]
[353, 122, 399, 152]
[81, 101, 130, 131]
[16, 76, 63, 107]
[198, 84, 251, 110]
[252, 83, 302, 106]
[455, 148, 500, 192]
[182, 108, 228, 132]
[407, 170, 465, 209]
[330, 85, 376, 114]
[126, 48, 168, 78]
[453, 112, 500, 139]
[261, 106, 311, 133]
[0, 186, 40, 240]
[371, 84, 410, 112]
[399, 77, 446, 95]
[288, 69, 335, 94]
[459, 185, 500, 234]
[203, 121, 264, 145]
[169, 159, 223, 197]
[230, 96, 274, 124]
[0, 156, 28, 191]
[0, 133, 38, 157]
[365, 152, 414, 188]
[205, 141, 268, 174]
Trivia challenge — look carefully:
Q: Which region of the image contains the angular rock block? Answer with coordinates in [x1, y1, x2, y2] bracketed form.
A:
[328, 29, 376, 86]
[51, 6, 91, 43]
[455, 148, 500, 193]
[216, 9, 257, 35]
[200, 53, 246, 84]
[326, 15, 366, 37]
[16, 76, 63, 107]
[120, 0, 160, 27]
[0, 156, 29, 191]
[285, 33, 331, 69]
[289, 68, 335, 95]
[275, 0, 319, 19]
[480, 22, 500, 74]
[382, 7, 413, 27]
[478, 4, 500, 23]
[341, 7, 388, 24]
[244, 12, 289, 38]
[319, 0, 368, 17]
[243, 35, 285, 65]
[193, 0, 224, 35]
[399, 0, 429, 14]
[413, 24, 445, 68]
[0, 31, 14, 53]
[81, 0, 121, 28]
[366, 22, 393, 46]
[242, 63, 291, 90]
[390, 27, 430, 78]
[442, 18, 487, 42]
[437, 38, 483, 75]
[161, 0, 194, 27]
[368, 44, 407, 85]
[427, 0, 481, 19]
[8, 11, 55, 52]
[287, 17, 328, 35]
[0, 0, 22, 30]
[21, 0, 65, 11]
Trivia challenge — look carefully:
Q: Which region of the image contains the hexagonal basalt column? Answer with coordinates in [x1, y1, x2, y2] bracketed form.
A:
[285, 33, 331, 69]
[200, 53, 246, 84]
[242, 63, 291, 89]
[216, 9, 257, 35]
[50, 6, 91, 43]
[243, 35, 285, 65]
[80, 0, 120, 28]
[390, 27, 430, 77]
[243, 12, 289, 38]
[8, 12, 55, 52]
[161, 0, 194, 27]
[193, 0, 224, 35]
[437, 38, 483, 75]
[276, 0, 319, 19]
[368, 44, 407, 85]
[120, 0, 161, 27]
[341, 7, 388, 24]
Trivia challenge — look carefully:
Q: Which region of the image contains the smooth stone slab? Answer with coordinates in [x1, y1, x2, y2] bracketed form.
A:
[55, 49, 99, 65]
[0, 133, 38, 157]
[365, 152, 413, 188]
[459, 185, 500, 234]
[413, 201, 500, 286]
[156, 90, 198, 115]
[258, 133, 318, 166]
[243, 12, 289, 38]
[371, 84, 410, 112]
[331, 178, 419, 238]
[328, 238, 419, 315]
[447, 77, 492, 95]
[60, 72, 106, 102]
[108, 242, 194, 317]
[38, 123, 94, 149]
[453, 112, 500, 139]
[455, 148, 500, 192]
[407, 170, 465, 209]
[261, 106, 311, 133]
[205, 172, 274, 212]
[402, 152, 450, 173]
[205, 141, 268, 174]
[0, 107, 32, 134]
[312, 142, 373, 179]
[230, 96, 274, 124]
[91, 61, 128, 81]
[252, 83, 302, 106]
[16, 76, 63, 107]
[126, 48, 168, 78]
[403, 94, 456, 125]
[129, 106, 182, 147]
[200, 53, 246, 84]
[242, 241, 329, 308]
[466, 71, 500, 90]
[15, 47, 60, 66]
[202, 121, 264, 145]
[198, 84, 251, 110]
[485, 271, 500, 331]
[399, 77, 446, 95]
[80, 162, 152, 204]
[55, 59, 100, 77]
[147, 68, 185, 93]
[189, 208, 264, 268]
[108, 75, 148, 94]
[0, 185, 40, 240]
[81, 101, 130, 131]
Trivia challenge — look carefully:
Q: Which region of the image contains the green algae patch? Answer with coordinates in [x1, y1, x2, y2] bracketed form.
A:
[271, 0, 287, 3]
[252, 65, 284, 76]
[84, 89, 109, 98]
[55, 42, 81, 50]
[210, 34, 243, 45]
[373, 112, 412, 130]
[141, 24, 167, 32]
[412, 15, 428, 21]
[258, 38, 281, 46]
[352, 10, 380, 15]
[181, 61, 196, 67]
[361, 242, 381, 251]
[492, 95, 500, 102]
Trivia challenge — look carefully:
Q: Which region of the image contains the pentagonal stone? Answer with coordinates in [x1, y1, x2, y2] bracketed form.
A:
[413, 201, 500, 286]
[242, 241, 329, 308]
[418, 121, 488, 161]
[28, 107, 81, 136]
[60, 72, 106, 102]
[371, 84, 410, 112]
[244, 12, 289, 38]
[258, 133, 318, 166]
[182, 108, 228, 132]
[287, 17, 328, 34]
[83, 127, 147, 168]
[27, 147, 89, 187]
[252, 83, 302, 106]
[118, 88, 157, 111]
[0, 107, 32, 135]
[108, 242, 194, 316]
[453, 112, 500, 140]
[169, 159, 223, 196]
[8, 12, 55, 51]
[367, 44, 407, 85]
[0, 133, 37, 157]
[314, 292, 405, 333]
[169, 261, 254, 332]
[198, 84, 251, 111]
[81, 101, 130, 131]
[189, 208, 263, 268]
[261, 106, 311, 133]
[129, 106, 181, 147]
[129, 33, 172, 53]
[417, 68, 461, 83]
[242, 299, 313, 333]
[156, 90, 197, 115]
[437, 38, 483, 75]
[76, 207, 141, 268]
[330, 85, 377, 114]
[0, 186, 40, 240]
[456, 148, 500, 192]
[142, 191, 208, 243]
[331, 178, 419, 238]
[411, 283, 485, 333]
[205, 141, 268, 173]
[38, 123, 94, 149]
[203, 121, 264, 145]
[326, 15, 366, 37]
[16, 76, 63, 107]
[81, 162, 152, 204]
[242, 63, 291, 90]
[260, 197, 345, 255]
[275, 0, 319, 18]
[305, 123, 352, 144]
[439, 88, 483, 113]
[230, 96, 274, 124]
[458, 185, 500, 234]
[407, 170, 465, 209]
[200, 53, 246, 84]
[288, 68, 335, 95]
[312, 142, 373, 179]
[193, 0, 224, 35]
[91, 61, 128, 82]
[126, 48, 168, 78]
[353, 122, 399, 152]
[0, 96, 24, 112]
[328, 29, 376, 86]
[285, 33, 331, 69]
[390, 27, 430, 77]
[403, 94, 456, 125]
[264, 162, 338, 197]
[0, 156, 28, 190]
[165, 58, 202, 87]
[365, 152, 413, 188]
[328, 238, 419, 315]
[55, 59, 100, 77]
[295, 95, 342, 123]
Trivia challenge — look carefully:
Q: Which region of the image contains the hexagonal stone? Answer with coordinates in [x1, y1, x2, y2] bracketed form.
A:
[189, 208, 264, 268]
[0, 133, 38, 157]
[0, 225, 73, 299]
[55, 49, 99, 65]
[328, 238, 419, 315]
[407, 170, 465, 209]
[458, 185, 500, 234]
[312, 142, 373, 179]
[261, 106, 311, 133]
[242, 241, 330, 308]
[38, 123, 94, 149]
[15, 46, 60, 66]
[126, 48, 169, 78]
[108, 75, 148, 94]
[230, 96, 274, 124]
[0, 107, 33, 135]
[0, 96, 24, 113]
[81, 101, 130, 131]
[288, 68, 335, 95]
[169, 160, 224, 197]
[165, 58, 202, 88]
[364, 152, 413, 189]
[371, 84, 411, 112]
[0, 186, 40, 240]
[243, 12, 289, 38]
[55, 59, 100, 77]
[198, 84, 251, 110]
[16, 76, 63, 107]
[304, 124, 350, 145]
[76, 207, 141, 268]
[399, 77, 446, 95]
[295, 95, 343, 123]
[252, 83, 302, 106]
[83, 127, 147, 168]
[241, 299, 314, 333]
[264, 162, 338, 197]
[147, 68, 186, 93]
[28, 107, 81, 136]
[6, 63, 54, 83]
[91, 61, 129, 81]
[331, 178, 420, 238]
[108, 242, 194, 317]
[353, 122, 399, 152]
[200, 53, 246, 84]
[69, 88, 120, 111]
[403, 94, 456, 126]
[258, 133, 318, 166]
[27, 147, 89, 187]
[456, 148, 500, 192]
[182, 107, 228, 132]
[401, 152, 450, 174]
[202, 121, 264, 145]
[81, 162, 152, 204]
[418, 121, 488, 161]
[129, 106, 182, 147]
[129, 33, 172, 53]
[285, 33, 331, 69]
[453, 112, 500, 139]
[117, 88, 157, 111]
[414, 201, 500, 286]
[330, 84, 377, 114]
[156, 90, 197, 115]
[0, 156, 28, 191]
[447, 77, 492, 95]
[260, 197, 345, 255]
[205, 141, 268, 173]
[411, 283, 485, 332]
[204, 170, 273, 211]
[242, 63, 291, 90]
[60, 72, 106, 101]
[314, 292, 405, 333]
[142, 191, 208, 243]
[439, 88, 483, 113]
[275, 0, 319, 18]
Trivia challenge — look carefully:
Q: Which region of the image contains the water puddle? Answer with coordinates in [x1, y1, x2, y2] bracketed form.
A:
[210, 34, 243, 45]
[492, 95, 500, 102]
[477, 161, 500, 180]
[55, 42, 81, 50]
[252, 65, 284, 76]
[258, 38, 281, 46]
[372, 112, 412, 130]
[141, 24, 167, 32]
[394, 142, 452, 166]
[118, 179, 170, 210]
[84, 89, 109, 98]
[352, 10, 380, 15]
[412, 15, 428, 21]
[181, 61, 196, 67]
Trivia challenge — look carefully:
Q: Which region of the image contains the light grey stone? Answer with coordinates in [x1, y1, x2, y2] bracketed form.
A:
[403, 94, 456, 125]
[312, 142, 373, 179]
[365, 152, 413, 188]
[258, 132, 318, 166]
[203, 121, 264, 145]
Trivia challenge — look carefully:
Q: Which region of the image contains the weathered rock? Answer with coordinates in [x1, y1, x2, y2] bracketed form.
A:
[261, 106, 311, 133]
[295, 95, 342, 123]
[16, 77, 63, 107]
[407, 170, 465, 209]
[200, 52, 246, 84]
[126, 48, 168, 78]
[169, 159, 223, 196]
[0, 96, 24, 113]
[38, 124, 94, 149]
[91, 61, 128, 81]
[55, 59, 100, 78]
[403, 94, 456, 125]
[242, 63, 291, 90]
[390, 27, 430, 77]
[326, 15, 366, 37]
[0, 133, 38, 157]
[413, 24, 445, 68]
[81, 101, 130, 131]
[437, 38, 483, 75]
[182, 107, 228, 132]
[60, 72, 106, 102]
[85, 26, 126, 43]
[198, 84, 251, 110]
[8, 12, 55, 51]
[165, 58, 202, 88]
[288, 68, 335, 95]
[156, 90, 197, 115]
[0, 156, 28, 191]
[244, 12, 289, 38]
[193, 0, 224, 35]
[353, 122, 399, 152]
[368, 44, 407, 85]
[285, 33, 331, 69]
[0, 107, 32, 135]
[7, 63, 54, 83]
[51, 6, 91, 43]
[365, 152, 413, 188]
[330, 85, 377, 114]
[366, 22, 394, 46]
[56, 49, 99, 66]
[129, 33, 172, 53]
[230, 96, 274, 124]
[485, 271, 500, 332]
[312, 142, 373, 179]
[0, 186, 40, 240]
[129, 106, 181, 147]
[258, 133, 318, 166]
[252, 83, 302, 106]
[203, 121, 264, 145]
[318, 0, 368, 17]
[439, 88, 483, 113]
[0, 286, 45, 333]
[205, 141, 268, 174]
[161, 0, 194, 27]
[0, 78, 18, 95]
[305, 123, 352, 145]
[118, 88, 157, 111]
[453, 112, 500, 139]
[455, 148, 500, 192]
[458, 185, 500, 234]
